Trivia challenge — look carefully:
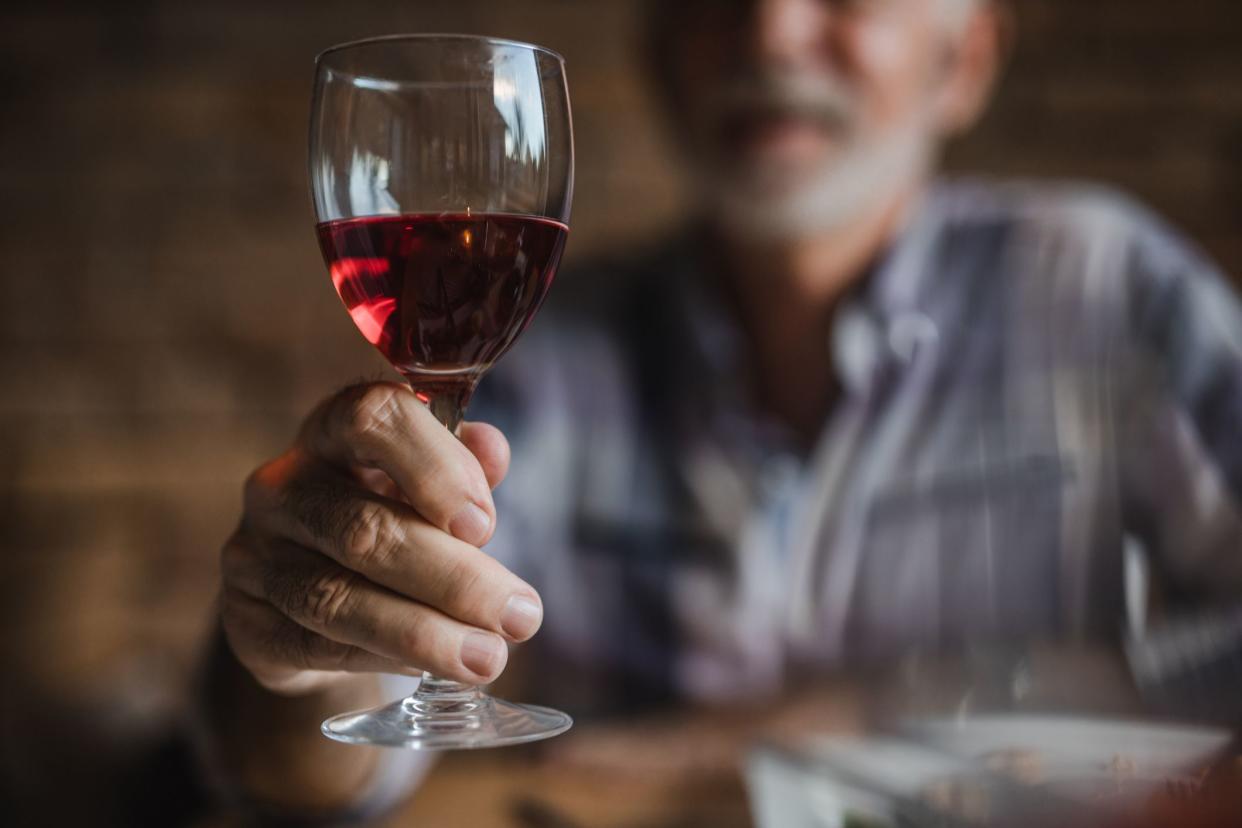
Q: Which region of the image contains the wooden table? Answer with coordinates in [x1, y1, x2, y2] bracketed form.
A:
[183, 649, 1157, 827]
[387, 751, 752, 828]
[385, 694, 868, 828]
[385, 647, 1151, 826]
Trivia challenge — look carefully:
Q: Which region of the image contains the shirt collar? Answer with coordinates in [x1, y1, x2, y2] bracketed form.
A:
[672, 181, 950, 400]
[835, 183, 948, 394]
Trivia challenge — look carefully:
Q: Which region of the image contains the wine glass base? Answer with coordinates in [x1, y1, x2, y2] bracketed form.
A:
[322, 692, 573, 750]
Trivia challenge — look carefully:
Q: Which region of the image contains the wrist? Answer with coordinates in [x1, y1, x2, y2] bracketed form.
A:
[196, 619, 387, 814]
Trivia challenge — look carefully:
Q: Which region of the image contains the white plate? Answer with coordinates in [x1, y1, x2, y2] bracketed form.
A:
[748, 738, 968, 828]
[901, 715, 1231, 791]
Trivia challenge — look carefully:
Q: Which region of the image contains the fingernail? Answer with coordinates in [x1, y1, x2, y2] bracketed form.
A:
[501, 594, 543, 640]
[449, 502, 491, 545]
[460, 632, 506, 680]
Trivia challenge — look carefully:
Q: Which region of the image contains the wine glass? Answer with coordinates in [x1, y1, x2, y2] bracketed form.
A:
[308, 34, 574, 749]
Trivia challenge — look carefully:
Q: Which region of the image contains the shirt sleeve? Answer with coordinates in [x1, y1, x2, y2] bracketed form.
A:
[1116, 207, 1242, 720]
[1119, 211, 1242, 599]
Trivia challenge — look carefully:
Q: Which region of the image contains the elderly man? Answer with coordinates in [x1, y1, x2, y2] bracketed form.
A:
[208, 0, 1242, 816]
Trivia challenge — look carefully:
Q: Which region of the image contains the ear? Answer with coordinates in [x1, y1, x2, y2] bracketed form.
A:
[933, 1, 1013, 136]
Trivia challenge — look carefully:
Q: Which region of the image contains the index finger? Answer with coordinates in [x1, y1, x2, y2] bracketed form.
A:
[301, 382, 495, 546]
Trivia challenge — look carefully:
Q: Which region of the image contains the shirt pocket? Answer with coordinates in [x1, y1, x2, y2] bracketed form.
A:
[846, 454, 1073, 656]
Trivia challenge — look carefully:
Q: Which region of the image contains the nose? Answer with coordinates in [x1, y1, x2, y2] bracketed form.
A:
[750, 0, 831, 68]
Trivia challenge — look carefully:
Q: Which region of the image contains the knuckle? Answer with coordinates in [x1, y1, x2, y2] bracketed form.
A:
[303, 569, 362, 630]
[340, 501, 404, 570]
[436, 558, 489, 619]
[344, 384, 406, 444]
[287, 477, 349, 545]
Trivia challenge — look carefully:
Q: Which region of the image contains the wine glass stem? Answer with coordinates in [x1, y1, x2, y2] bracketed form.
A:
[409, 378, 475, 434]
[418, 673, 475, 696]
[409, 378, 480, 706]
[402, 672, 485, 731]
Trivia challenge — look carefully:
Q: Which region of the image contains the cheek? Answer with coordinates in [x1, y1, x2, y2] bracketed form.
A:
[838, 15, 942, 129]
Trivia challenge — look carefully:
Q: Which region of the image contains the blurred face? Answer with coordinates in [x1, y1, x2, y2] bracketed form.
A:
[657, 0, 986, 240]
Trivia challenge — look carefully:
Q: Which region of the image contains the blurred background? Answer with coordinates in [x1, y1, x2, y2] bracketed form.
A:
[1, 0, 1240, 822]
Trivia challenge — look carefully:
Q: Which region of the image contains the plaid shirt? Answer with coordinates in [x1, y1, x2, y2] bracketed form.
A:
[467, 177, 1242, 715]
[362, 177, 1242, 812]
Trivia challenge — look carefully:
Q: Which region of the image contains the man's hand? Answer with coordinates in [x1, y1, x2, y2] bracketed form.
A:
[220, 381, 541, 696]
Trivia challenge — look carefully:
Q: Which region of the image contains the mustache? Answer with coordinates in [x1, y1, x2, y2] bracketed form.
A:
[705, 72, 858, 131]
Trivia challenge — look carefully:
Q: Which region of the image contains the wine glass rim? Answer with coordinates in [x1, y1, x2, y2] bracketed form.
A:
[315, 33, 566, 68]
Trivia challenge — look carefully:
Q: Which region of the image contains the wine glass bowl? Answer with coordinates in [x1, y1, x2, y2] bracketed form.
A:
[316, 210, 568, 429]
[309, 34, 573, 749]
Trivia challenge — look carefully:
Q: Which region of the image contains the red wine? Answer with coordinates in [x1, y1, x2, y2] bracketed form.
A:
[317, 213, 568, 402]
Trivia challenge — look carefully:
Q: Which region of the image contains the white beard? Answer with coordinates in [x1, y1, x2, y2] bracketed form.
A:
[698, 119, 937, 242]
